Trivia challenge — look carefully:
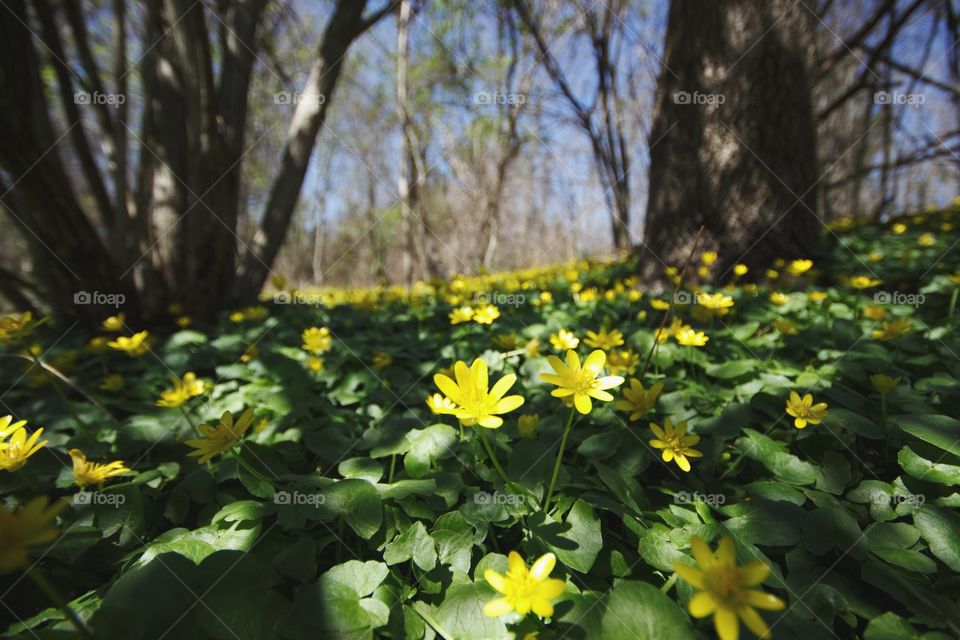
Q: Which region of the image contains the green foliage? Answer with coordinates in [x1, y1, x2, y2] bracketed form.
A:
[3, 208, 960, 638]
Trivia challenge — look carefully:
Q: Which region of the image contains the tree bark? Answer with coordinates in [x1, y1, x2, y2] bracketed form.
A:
[642, 0, 820, 278]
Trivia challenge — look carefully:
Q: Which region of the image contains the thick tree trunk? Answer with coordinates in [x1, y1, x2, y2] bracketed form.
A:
[642, 0, 820, 278]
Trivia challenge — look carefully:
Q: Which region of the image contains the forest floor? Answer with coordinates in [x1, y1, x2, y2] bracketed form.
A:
[2, 206, 960, 640]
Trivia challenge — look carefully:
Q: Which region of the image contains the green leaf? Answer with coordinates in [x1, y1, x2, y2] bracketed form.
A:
[599, 580, 695, 640]
[530, 499, 602, 573]
[722, 499, 804, 546]
[898, 446, 960, 486]
[404, 424, 458, 478]
[434, 580, 509, 640]
[432, 512, 481, 572]
[737, 429, 817, 485]
[320, 560, 390, 597]
[384, 521, 438, 571]
[322, 479, 383, 539]
[894, 415, 960, 457]
[913, 506, 960, 571]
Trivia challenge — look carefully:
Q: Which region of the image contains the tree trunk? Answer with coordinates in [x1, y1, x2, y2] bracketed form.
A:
[642, 0, 820, 278]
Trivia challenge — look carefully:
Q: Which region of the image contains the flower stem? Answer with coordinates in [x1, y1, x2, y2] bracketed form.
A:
[233, 448, 275, 488]
[477, 427, 512, 487]
[388, 454, 397, 484]
[544, 407, 576, 510]
[179, 405, 200, 436]
[28, 569, 93, 639]
[950, 288, 959, 321]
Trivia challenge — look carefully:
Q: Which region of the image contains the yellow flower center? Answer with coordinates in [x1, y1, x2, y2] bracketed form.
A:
[703, 565, 746, 608]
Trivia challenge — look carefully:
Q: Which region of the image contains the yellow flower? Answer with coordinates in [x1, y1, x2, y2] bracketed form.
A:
[891, 222, 907, 234]
[606, 349, 640, 376]
[918, 233, 936, 247]
[433, 359, 524, 428]
[650, 299, 671, 311]
[868, 251, 884, 263]
[86, 336, 109, 353]
[615, 379, 663, 420]
[674, 536, 785, 640]
[107, 331, 150, 357]
[229, 311, 245, 323]
[701, 251, 718, 266]
[850, 275, 881, 289]
[584, 328, 624, 350]
[99, 374, 124, 392]
[765, 269, 779, 280]
[68, 449, 131, 487]
[243, 306, 268, 321]
[549, 329, 579, 351]
[167, 303, 183, 315]
[271, 274, 288, 290]
[771, 319, 797, 335]
[541, 350, 624, 415]
[807, 291, 828, 303]
[307, 356, 324, 373]
[518, 414, 539, 439]
[769, 292, 788, 306]
[426, 393, 457, 415]
[473, 304, 501, 325]
[0, 496, 66, 574]
[0, 312, 40, 343]
[493, 333, 518, 350]
[524, 338, 542, 358]
[787, 259, 813, 276]
[675, 327, 709, 347]
[649, 418, 702, 472]
[373, 352, 393, 369]
[733, 264, 749, 277]
[184, 408, 255, 464]
[873, 318, 911, 341]
[241, 345, 258, 363]
[101, 313, 125, 332]
[483, 551, 566, 618]
[176, 316, 192, 328]
[863, 304, 887, 320]
[786, 391, 828, 429]
[870, 374, 901, 394]
[449, 306, 474, 324]
[0, 420, 47, 472]
[157, 372, 207, 408]
[534, 291, 553, 306]
[697, 265, 710, 279]
[302, 327, 332, 353]
[698, 292, 734, 315]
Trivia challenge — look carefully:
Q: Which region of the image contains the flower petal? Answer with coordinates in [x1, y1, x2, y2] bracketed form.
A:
[530, 553, 557, 580]
[688, 591, 717, 618]
[483, 597, 513, 617]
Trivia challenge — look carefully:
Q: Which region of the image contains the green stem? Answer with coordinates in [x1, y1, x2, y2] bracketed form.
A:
[950, 288, 959, 321]
[477, 428, 512, 487]
[544, 408, 576, 510]
[28, 569, 93, 639]
[233, 448, 275, 488]
[179, 405, 200, 436]
[388, 454, 397, 484]
[660, 572, 678, 593]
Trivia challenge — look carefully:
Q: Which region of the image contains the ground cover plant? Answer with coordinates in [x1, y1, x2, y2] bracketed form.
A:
[2, 208, 960, 639]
